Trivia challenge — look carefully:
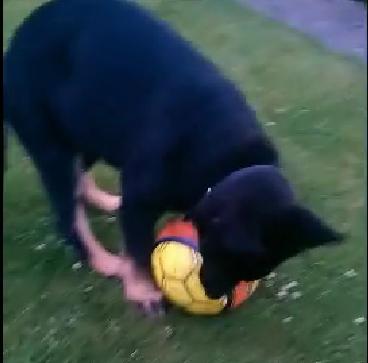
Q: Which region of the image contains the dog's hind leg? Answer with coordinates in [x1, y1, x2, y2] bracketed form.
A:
[10, 116, 122, 275]
[80, 172, 122, 214]
[77, 156, 122, 214]
[74, 200, 123, 276]
[35, 152, 123, 276]
[20, 133, 88, 261]
[33, 146, 123, 275]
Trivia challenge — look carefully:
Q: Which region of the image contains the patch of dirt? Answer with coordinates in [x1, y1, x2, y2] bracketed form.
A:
[238, 0, 367, 61]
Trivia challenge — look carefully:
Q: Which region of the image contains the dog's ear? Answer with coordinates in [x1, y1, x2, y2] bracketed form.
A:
[265, 205, 344, 252]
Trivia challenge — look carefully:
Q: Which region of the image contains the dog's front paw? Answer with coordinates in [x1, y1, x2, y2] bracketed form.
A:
[89, 250, 123, 277]
[125, 276, 164, 316]
[118, 260, 165, 316]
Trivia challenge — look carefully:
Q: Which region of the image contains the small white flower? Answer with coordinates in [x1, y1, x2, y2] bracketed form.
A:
[106, 216, 116, 223]
[130, 349, 138, 358]
[67, 317, 77, 326]
[277, 289, 288, 298]
[353, 317, 366, 325]
[40, 293, 48, 300]
[291, 291, 302, 300]
[282, 281, 298, 290]
[282, 316, 293, 323]
[274, 107, 288, 114]
[319, 289, 331, 297]
[72, 261, 82, 270]
[343, 269, 358, 278]
[298, 108, 311, 114]
[164, 325, 174, 338]
[265, 272, 277, 280]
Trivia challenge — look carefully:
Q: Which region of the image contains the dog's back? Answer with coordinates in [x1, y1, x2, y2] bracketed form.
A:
[4, 0, 277, 205]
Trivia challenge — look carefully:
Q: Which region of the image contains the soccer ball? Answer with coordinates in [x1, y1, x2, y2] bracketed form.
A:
[151, 240, 227, 315]
[151, 221, 259, 315]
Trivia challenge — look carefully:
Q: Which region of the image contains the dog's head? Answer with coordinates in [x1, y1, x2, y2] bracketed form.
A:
[189, 165, 343, 298]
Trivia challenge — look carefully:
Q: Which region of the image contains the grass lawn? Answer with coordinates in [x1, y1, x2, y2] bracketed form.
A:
[3, 0, 366, 362]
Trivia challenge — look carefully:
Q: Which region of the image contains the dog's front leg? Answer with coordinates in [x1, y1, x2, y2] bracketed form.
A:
[81, 173, 122, 213]
[75, 203, 123, 276]
[117, 203, 163, 315]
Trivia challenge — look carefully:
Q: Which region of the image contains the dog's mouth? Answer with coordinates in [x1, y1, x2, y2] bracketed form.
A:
[199, 264, 235, 299]
[199, 256, 271, 299]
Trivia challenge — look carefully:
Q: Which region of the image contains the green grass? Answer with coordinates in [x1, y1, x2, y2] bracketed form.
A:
[3, 0, 366, 362]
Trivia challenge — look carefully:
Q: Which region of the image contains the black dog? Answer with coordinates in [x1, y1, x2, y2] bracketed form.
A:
[4, 0, 342, 313]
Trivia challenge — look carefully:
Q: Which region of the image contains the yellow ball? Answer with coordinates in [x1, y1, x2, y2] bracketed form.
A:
[151, 241, 228, 315]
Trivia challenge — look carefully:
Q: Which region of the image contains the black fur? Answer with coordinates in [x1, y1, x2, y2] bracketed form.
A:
[190, 165, 342, 297]
[4, 0, 342, 298]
